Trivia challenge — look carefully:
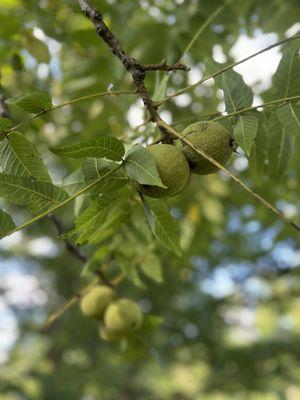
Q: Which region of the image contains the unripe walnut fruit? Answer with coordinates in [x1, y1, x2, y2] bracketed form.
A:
[139, 144, 190, 198]
[181, 121, 233, 175]
[80, 285, 116, 319]
[103, 299, 143, 335]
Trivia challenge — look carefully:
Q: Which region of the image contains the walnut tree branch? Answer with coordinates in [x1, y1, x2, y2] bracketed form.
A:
[76, 0, 188, 124]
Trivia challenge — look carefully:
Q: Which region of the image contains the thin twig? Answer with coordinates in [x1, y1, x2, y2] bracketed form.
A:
[178, 2, 227, 63]
[4, 165, 122, 237]
[5, 89, 136, 136]
[213, 94, 300, 121]
[43, 283, 94, 330]
[76, 0, 188, 125]
[158, 33, 300, 106]
[157, 119, 300, 232]
[48, 213, 88, 263]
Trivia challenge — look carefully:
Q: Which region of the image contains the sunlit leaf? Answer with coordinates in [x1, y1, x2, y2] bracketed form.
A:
[16, 92, 52, 114]
[222, 69, 253, 113]
[50, 137, 125, 161]
[0, 174, 69, 214]
[274, 39, 300, 98]
[143, 197, 181, 256]
[140, 253, 163, 283]
[123, 145, 165, 187]
[233, 114, 258, 156]
[0, 131, 51, 182]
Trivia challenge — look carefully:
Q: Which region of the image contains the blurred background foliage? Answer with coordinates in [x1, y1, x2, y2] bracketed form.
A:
[0, 0, 300, 399]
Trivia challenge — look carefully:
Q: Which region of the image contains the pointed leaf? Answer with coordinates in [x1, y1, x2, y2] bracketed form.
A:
[0, 117, 11, 133]
[0, 209, 15, 238]
[140, 254, 163, 283]
[0, 132, 51, 182]
[233, 114, 258, 156]
[16, 92, 52, 114]
[277, 102, 300, 137]
[221, 69, 253, 113]
[123, 145, 165, 187]
[60, 169, 86, 195]
[83, 158, 127, 193]
[70, 191, 126, 245]
[274, 39, 300, 98]
[152, 73, 170, 102]
[143, 197, 182, 256]
[267, 116, 292, 180]
[50, 136, 124, 161]
[0, 174, 69, 214]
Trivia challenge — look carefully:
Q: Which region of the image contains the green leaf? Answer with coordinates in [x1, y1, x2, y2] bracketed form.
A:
[233, 114, 258, 156]
[0, 174, 69, 214]
[267, 116, 292, 180]
[276, 102, 300, 137]
[81, 245, 111, 276]
[0, 209, 15, 238]
[249, 119, 268, 180]
[16, 92, 52, 114]
[123, 145, 165, 187]
[0, 117, 11, 133]
[274, 39, 300, 98]
[83, 158, 128, 193]
[143, 197, 182, 257]
[140, 253, 163, 283]
[60, 169, 86, 195]
[0, 132, 51, 182]
[152, 72, 169, 102]
[70, 192, 126, 245]
[118, 257, 146, 289]
[50, 136, 125, 161]
[221, 69, 253, 113]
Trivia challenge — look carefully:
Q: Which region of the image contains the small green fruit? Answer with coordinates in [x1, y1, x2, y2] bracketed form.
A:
[80, 285, 116, 319]
[139, 144, 190, 198]
[99, 325, 125, 342]
[182, 121, 233, 175]
[103, 299, 143, 335]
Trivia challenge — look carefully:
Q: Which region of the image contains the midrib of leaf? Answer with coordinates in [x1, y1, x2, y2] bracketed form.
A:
[3, 165, 122, 237]
[284, 46, 298, 98]
[274, 130, 286, 178]
[154, 215, 179, 255]
[7, 140, 33, 177]
[238, 116, 246, 149]
[126, 158, 163, 186]
[289, 103, 300, 128]
[222, 77, 236, 112]
[0, 178, 60, 204]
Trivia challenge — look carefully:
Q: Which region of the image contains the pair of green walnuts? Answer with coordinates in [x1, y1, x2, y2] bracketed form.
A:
[139, 121, 233, 198]
[80, 285, 143, 342]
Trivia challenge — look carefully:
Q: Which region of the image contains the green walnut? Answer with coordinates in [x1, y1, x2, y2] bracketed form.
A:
[99, 325, 125, 342]
[181, 121, 233, 175]
[80, 285, 116, 319]
[139, 144, 190, 198]
[103, 299, 143, 335]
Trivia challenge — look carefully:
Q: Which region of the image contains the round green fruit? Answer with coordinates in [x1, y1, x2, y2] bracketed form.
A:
[181, 121, 233, 175]
[99, 325, 125, 342]
[139, 144, 190, 198]
[80, 285, 116, 319]
[103, 299, 143, 335]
